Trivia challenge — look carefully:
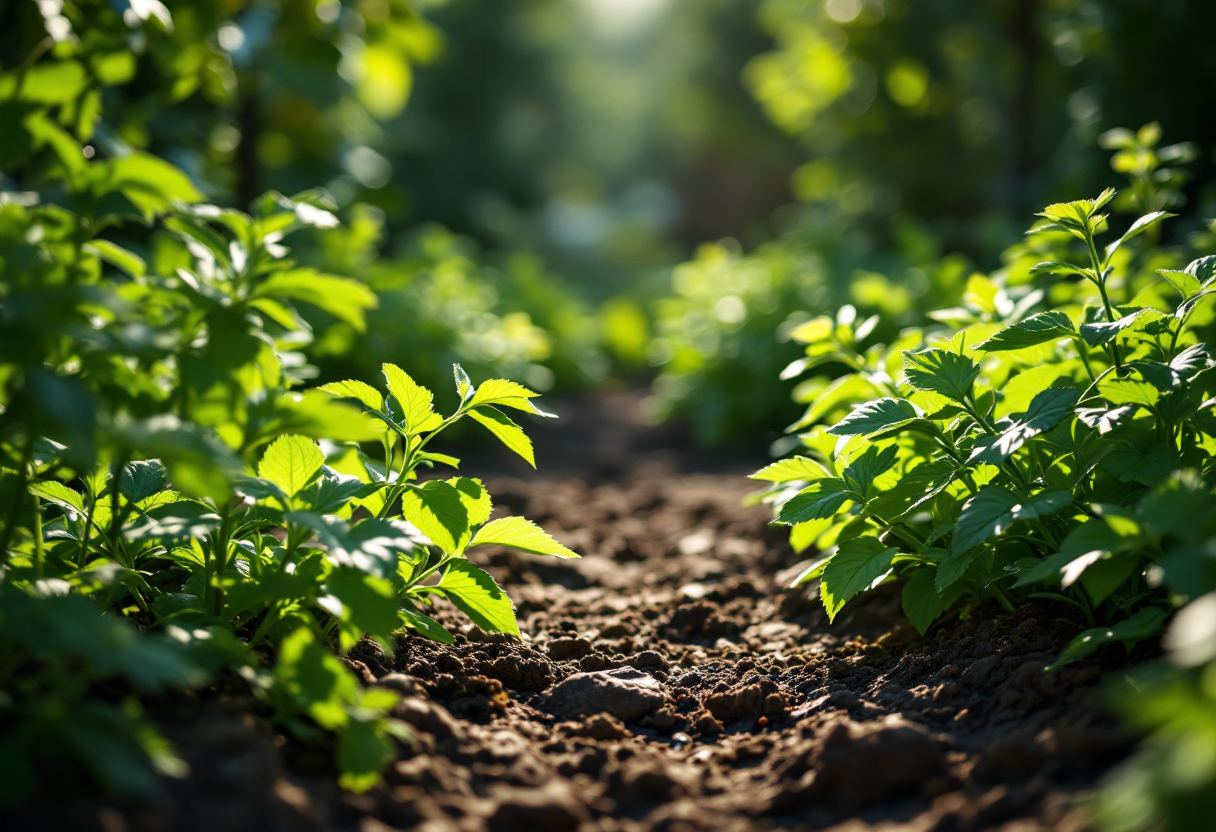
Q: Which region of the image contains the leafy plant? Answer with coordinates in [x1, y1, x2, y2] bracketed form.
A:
[0, 4, 576, 801]
[754, 191, 1216, 649]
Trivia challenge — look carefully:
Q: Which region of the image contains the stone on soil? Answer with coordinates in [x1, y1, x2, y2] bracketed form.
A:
[539, 667, 664, 721]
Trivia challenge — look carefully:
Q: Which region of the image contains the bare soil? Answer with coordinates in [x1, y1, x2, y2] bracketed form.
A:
[7, 392, 1144, 832]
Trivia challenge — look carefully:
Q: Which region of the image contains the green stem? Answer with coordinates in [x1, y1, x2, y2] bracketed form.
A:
[77, 494, 97, 569]
[32, 495, 44, 580]
[212, 504, 233, 618]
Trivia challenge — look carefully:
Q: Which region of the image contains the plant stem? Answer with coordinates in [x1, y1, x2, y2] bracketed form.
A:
[32, 494, 44, 580]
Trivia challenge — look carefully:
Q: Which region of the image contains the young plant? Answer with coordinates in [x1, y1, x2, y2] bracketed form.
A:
[756, 193, 1216, 648]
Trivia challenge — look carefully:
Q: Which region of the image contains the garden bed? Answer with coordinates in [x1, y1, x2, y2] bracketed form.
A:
[7, 393, 1141, 832]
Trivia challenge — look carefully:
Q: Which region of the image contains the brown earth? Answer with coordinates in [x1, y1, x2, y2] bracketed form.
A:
[6, 392, 1145, 832]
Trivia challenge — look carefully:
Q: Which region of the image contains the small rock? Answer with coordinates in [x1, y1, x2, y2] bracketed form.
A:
[704, 683, 763, 722]
[540, 668, 665, 721]
[375, 672, 426, 698]
[394, 697, 466, 741]
[547, 636, 593, 661]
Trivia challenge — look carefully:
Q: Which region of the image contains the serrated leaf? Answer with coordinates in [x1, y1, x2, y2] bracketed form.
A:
[1029, 261, 1091, 278]
[317, 379, 385, 412]
[382, 364, 443, 435]
[449, 478, 492, 527]
[1099, 378, 1159, 407]
[821, 536, 897, 621]
[841, 443, 899, 496]
[468, 407, 535, 467]
[438, 559, 518, 636]
[258, 435, 325, 498]
[120, 460, 168, 503]
[469, 379, 554, 417]
[776, 479, 853, 525]
[1076, 404, 1135, 434]
[749, 456, 831, 483]
[974, 311, 1077, 352]
[828, 398, 920, 437]
[902, 569, 951, 634]
[29, 481, 86, 515]
[400, 480, 470, 555]
[469, 516, 578, 558]
[970, 388, 1080, 465]
[902, 349, 980, 403]
[951, 486, 1071, 557]
[1101, 432, 1176, 485]
[1170, 344, 1212, 380]
[1079, 309, 1146, 347]
[287, 513, 414, 577]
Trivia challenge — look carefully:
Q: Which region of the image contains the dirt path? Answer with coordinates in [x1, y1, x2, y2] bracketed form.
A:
[14, 393, 1136, 832]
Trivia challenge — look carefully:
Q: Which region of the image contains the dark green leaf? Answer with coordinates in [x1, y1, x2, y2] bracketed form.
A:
[903, 349, 981, 403]
[1046, 607, 1168, 672]
[951, 487, 1071, 557]
[776, 479, 853, 525]
[821, 536, 897, 621]
[970, 388, 1080, 465]
[974, 311, 1077, 352]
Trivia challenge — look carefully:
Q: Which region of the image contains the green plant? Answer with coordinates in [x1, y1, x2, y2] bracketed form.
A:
[754, 190, 1216, 646]
[0, 4, 575, 801]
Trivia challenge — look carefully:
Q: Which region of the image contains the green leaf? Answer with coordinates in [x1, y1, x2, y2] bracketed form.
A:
[449, 477, 492, 526]
[18, 61, 88, 104]
[1080, 309, 1146, 348]
[400, 480, 469, 555]
[841, 444, 899, 496]
[105, 153, 202, 217]
[275, 626, 358, 730]
[85, 240, 146, 278]
[902, 349, 980, 403]
[255, 270, 377, 332]
[1029, 261, 1092, 278]
[970, 388, 1080, 465]
[1101, 432, 1176, 486]
[1106, 211, 1175, 259]
[469, 516, 578, 558]
[749, 456, 831, 483]
[1099, 378, 1159, 407]
[468, 407, 535, 468]
[258, 435, 325, 498]
[951, 486, 1071, 557]
[382, 363, 443, 435]
[1014, 520, 1123, 587]
[336, 719, 395, 794]
[1045, 607, 1168, 672]
[326, 568, 401, 649]
[121, 460, 168, 503]
[399, 599, 455, 644]
[438, 559, 519, 636]
[821, 536, 898, 621]
[124, 502, 221, 542]
[902, 569, 952, 635]
[1158, 269, 1202, 299]
[317, 379, 385, 412]
[776, 479, 853, 525]
[827, 398, 923, 437]
[29, 481, 85, 515]
[973, 311, 1077, 352]
[1076, 404, 1135, 434]
[469, 379, 554, 418]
